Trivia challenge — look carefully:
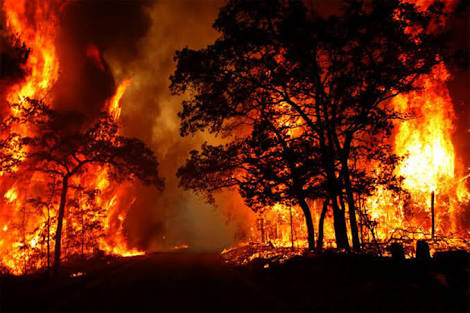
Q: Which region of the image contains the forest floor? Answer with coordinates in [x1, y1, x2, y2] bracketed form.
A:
[0, 251, 468, 313]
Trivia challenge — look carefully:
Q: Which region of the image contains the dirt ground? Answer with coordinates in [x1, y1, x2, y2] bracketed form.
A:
[0, 252, 468, 313]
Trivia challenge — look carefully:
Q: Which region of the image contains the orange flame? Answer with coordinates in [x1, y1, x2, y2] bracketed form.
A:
[233, 0, 469, 257]
[3, 0, 61, 104]
[0, 1, 142, 274]
[107, 79, 132, 120]
[363, 0, 469, 245]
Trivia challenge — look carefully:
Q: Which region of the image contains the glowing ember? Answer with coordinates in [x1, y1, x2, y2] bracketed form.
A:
[70, 271, 86, 278]
[171, 244, 190, 250]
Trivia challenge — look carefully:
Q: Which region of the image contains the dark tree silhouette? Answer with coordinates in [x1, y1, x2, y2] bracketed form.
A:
[171, 0, 458, 250]
[178, 120, 326, 251]
[16, 100, 164, 273]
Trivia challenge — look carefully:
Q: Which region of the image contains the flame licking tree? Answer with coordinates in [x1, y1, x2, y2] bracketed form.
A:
[173, 0, 469, 254]
[364, 0, 470, 247]
[0, 1, 163, 274]
[18, 101, 163, 273]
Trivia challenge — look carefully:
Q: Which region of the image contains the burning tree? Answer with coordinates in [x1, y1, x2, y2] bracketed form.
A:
[9, 100, 164, 273]
[172, 0, 463, 251]
[0, 32, 30, 173]
[0, 0, 169, 274]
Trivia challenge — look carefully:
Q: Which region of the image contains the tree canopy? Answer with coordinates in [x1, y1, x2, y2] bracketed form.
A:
[172, 0, 458, 251]
[11, 99, 164, 272]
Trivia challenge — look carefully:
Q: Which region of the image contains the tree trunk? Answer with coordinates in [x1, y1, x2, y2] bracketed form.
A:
[21, 205, 26, 273]
[321, 148, 350, 251]
[341, 163, 361, 251]
[326, 191, 349, 250]
[47, 204, 50, 272]
[316, 199, 328, 251]
[81, 209, 84, 259]
[289, 205, 295, 250]
[46, 177, 56, 274]
[331, 195, 350, 250]
[298, 197, 315, 251]
[324, 178, 350, 250]
[53, 175, 69, 274]
[80, 194, 85, 259]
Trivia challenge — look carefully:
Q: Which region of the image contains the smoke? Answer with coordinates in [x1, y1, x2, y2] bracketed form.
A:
[53, 0, 152, 120]
[447, 4, 470, 171]
[121, 0, 252, 252]
[51, 0, 252, 252]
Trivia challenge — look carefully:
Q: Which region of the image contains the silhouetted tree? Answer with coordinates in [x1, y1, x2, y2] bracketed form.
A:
[16, 100, 163, 273]
[178, 119, 326, 250]
[171, 0, 457, 250]
[316, 199, 329, 251]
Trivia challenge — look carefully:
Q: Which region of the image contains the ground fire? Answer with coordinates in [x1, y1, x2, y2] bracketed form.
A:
[0, 1, 469, 312]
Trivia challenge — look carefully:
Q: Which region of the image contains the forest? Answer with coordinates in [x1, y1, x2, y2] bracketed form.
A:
[0, 0, 468, 312]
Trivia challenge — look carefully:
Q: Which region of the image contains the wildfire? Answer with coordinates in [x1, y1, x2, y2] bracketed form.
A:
[0, 0, 143, 274]
[3, 0, 61, 104]
[171, 244, 190, 250]
[236, 0, 469, 256]
[361, 0, 470, 246]
[0, 0, 467, 274]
